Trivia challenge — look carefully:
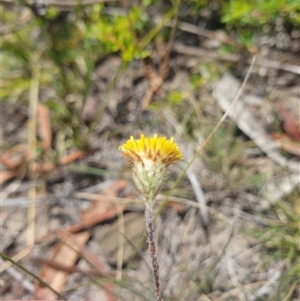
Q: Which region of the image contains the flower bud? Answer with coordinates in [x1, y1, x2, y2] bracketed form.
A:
[119, 134, 183, 202]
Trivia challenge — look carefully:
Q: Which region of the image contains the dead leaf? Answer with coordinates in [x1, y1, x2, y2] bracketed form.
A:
[36, 150, 86, 173]
[32, 255, 115, 278]
[68, 203, 125, 233]
[0, 170, 18, 185]
[0, 144, 27, 169]
[279, 103, 300, 142]
[58, 151, 86, 165]
[36, 181, 130, 243]
[65, 233, 117, 301]
[33, 256, 85, 274]
[35, 180, 128, 300]
[37, 103, 52, 151]
[34, 231, 91, 300]
[65, 234, 113, 276]
[270, 133, 300, 156]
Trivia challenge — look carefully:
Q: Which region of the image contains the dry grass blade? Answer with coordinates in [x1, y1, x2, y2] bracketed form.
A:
[0, 252, 66, 300]
[0, 258, 35, 293]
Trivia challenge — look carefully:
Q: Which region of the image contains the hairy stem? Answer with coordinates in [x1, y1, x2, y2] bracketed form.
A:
[145, 202, 161, 301]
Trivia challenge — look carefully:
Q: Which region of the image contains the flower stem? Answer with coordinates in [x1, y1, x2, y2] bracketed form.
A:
[145, 202, 161, 301]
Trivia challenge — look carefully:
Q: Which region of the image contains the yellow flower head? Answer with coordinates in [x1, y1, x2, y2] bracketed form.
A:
[119, 134, 182, 201]
[119, 134, 183, 167]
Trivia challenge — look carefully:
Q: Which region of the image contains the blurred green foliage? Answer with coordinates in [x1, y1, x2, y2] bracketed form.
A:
[84, 5, 149, 62]
[3, 0, 299, 146]
[188, 0, 300, 26]
[2, 2, 154, 149]
[222, 0, 300, 26]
